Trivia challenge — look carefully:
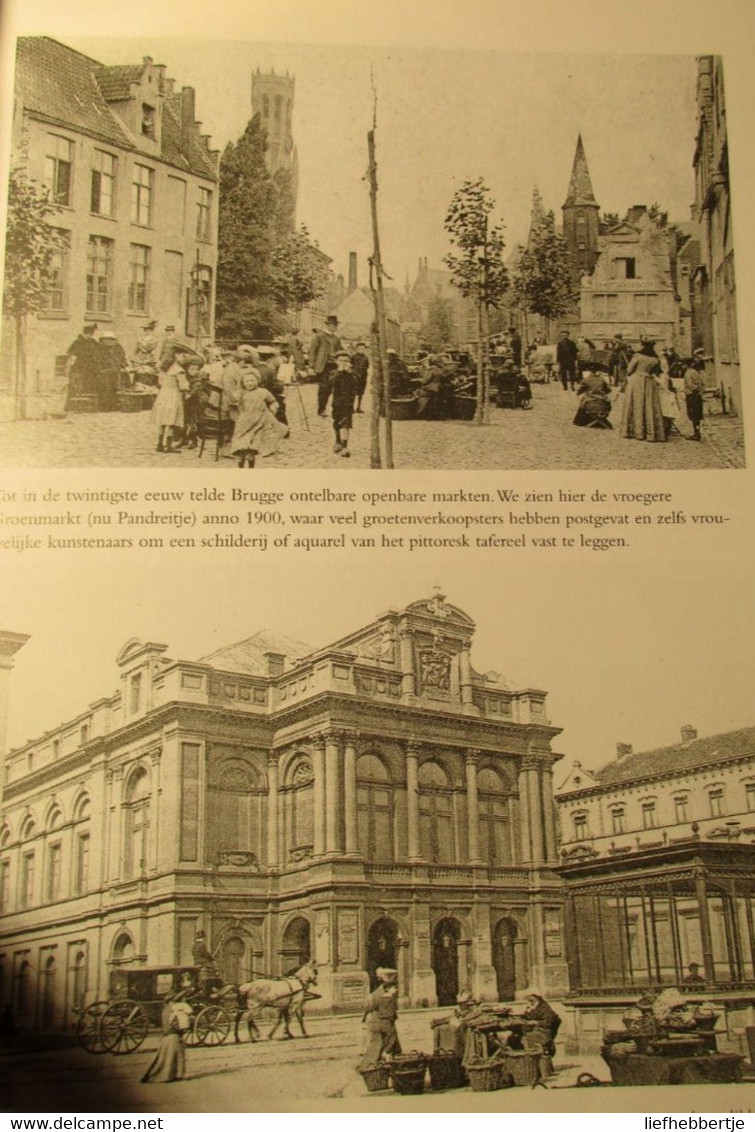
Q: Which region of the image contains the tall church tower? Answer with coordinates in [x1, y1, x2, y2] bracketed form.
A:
[251, 68, 299, 218]
[561, 134, 600, 279]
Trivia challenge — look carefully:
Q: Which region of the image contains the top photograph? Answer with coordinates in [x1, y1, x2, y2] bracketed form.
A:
[0, 39, 744, 470]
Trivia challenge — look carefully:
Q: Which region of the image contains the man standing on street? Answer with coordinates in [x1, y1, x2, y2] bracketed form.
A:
[557, 329, 578, 391]
[351, 341, 369, 413]
[309, 314, 342, 416]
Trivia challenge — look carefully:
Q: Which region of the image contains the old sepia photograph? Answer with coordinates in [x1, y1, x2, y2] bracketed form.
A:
[0, 39, 744, 470]
[0, 554, 754, 1111]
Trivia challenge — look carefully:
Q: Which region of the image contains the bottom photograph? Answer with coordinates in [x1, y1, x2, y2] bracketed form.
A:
[0, 573, 754, 1109]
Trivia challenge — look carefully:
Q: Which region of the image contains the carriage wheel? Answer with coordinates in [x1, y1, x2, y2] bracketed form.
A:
[194, 1005, 231, 1046]
[75, 1001, 110, 1054]
[100, 1000, 150, 1055]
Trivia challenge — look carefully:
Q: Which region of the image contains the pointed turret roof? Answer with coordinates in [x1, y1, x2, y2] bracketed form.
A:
[563, 133, 598, 208]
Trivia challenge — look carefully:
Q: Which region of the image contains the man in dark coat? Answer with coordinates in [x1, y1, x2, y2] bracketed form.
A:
[98, 331, 127, 411]
[331, 350, 355, 457]
[556, 330, 578, 391]
[350, 342, 369, 412]
[309, 315, 342, 416]
[65, 324, 100, 409]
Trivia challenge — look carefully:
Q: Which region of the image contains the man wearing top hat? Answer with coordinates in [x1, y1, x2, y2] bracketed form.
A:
[64, 323, 100, 410]
[309, 314, 342, 416]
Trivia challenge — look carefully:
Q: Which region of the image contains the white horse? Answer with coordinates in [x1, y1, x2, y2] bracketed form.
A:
[236, 962, 318, 1041]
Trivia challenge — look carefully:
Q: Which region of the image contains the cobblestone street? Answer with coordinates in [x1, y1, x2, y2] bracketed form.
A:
[2, 1006, 752, 1113]
[0, 382, 745, 471]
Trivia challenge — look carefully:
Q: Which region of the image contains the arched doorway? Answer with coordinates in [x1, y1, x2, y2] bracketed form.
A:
[433, 918, 461, 1006]
[42, 956, 56, 1028]
[493, 917, 519, 1001]
[366, 917, 399, 990]
[219, 936, 246, 984]
[281, 916, 310, 974]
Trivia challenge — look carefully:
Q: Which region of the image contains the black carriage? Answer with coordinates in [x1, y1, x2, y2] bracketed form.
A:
[76, 966, 234, 1055]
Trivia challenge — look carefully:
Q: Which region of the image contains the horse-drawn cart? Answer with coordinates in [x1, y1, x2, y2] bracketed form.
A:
[76, 966, 233, 1054]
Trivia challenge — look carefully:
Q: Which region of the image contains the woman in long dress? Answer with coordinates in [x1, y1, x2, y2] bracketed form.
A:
[619, 340, 666, 442]
[140, 997, 190, 1084]
[229, 367, 287, 468]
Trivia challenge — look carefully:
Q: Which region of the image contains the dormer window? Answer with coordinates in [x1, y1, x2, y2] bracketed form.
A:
[141, 104, 156, 139]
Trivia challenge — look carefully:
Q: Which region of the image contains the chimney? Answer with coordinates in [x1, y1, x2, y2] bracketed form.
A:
[627, 205, 647, 225]
[680, 724, 697, 743]
[181, 86, 197, 139]
[616, 742, 633, 759]
[264, 651, 286, 677]
[348, 252, 357, 294]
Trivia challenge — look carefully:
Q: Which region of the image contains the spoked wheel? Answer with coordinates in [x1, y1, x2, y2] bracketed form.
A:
[100, 1000, 150, 1055]
[194, 1005, 231, 1046]
[75, 1002, 110, 1053]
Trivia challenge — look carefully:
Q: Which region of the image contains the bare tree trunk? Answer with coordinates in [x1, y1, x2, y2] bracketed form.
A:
[474, 300, 484, 424]
[367, 128, 393, 469]
[481, 302, 491, 424]
[14, 314, 27, 421]
[369, 321, 382, 468]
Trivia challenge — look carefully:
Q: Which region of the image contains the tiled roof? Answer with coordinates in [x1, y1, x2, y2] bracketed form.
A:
[15, 37, 134, 147]
[161, 93, 218, 180]
[563, 133, 598, 207]
[199, 630, 314, 676]
[95, 64, 146, 102]
[594, 725, 755, 787]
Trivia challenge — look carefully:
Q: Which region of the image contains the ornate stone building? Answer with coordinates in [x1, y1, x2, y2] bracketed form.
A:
[0, 596, 566, 1029]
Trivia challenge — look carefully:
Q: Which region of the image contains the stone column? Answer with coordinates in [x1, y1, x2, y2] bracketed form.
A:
[406, 741, 421, 861]
[267, 753, 280, 867]
[518, 760, 532, 864]
[541, 762, 558, 862]
[399, 620, 415, 699]
[343, 732, 358, 855]
[312, 736, 326, 857]
[459, 645, 473, 708]
[527, 758, 545, 864]
[149, 747, 161, 873]
[465, 750, 481, 862]
[695, 869, 716, 984]
[325, 731, 342, 854]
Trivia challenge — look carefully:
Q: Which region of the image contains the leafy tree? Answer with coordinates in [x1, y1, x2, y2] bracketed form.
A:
[2, 167, 64, 418]
[512, 210, 576, 339]
[215, 116, 292, 341]
[444, 178, 509, 423]
[270, 224, 330, 329]
[419, 291, 456, 350]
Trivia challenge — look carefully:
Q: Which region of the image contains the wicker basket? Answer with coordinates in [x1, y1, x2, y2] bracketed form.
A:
[502, 1051, 540, 1087]
[388, 396, 417, 421]
[428, 1053, 465, 1091]
[390, 1053, 428, 1095]
[467, 1061, 504, 1092]
[360, 1064, 392, 1092]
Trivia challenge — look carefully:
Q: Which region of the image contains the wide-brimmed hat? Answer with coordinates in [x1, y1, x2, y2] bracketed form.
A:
[236, 344, 259, 361]
[520, 985, 543, 1000]
[375, 967, 398, 983]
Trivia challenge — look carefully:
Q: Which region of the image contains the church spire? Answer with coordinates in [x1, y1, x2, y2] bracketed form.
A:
[563, 133, 597, 208]
[527, 185, 546, 246]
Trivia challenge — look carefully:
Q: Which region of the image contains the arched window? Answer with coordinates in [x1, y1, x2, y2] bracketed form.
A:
[572, 811, 589, 840]
[42, 955, 57, 1027]
[478, 767, 510, 865]
[0, 827, 10, 915]
[73, 796, 91, 896]
[20, 816, 35, 842]
[16, 960, 31, 1016]
[123, 767, 150, 879]
[112, 931, 134, 966]
[418, 759, 455, 864]
[356, 753, 394, 861]
[70, 949, 87, 1013]
[288, 758, 314, 857]
[207, 759, 261, 862]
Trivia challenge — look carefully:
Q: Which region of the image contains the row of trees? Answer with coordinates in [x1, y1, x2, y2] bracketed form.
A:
[442, 177, 577, 423]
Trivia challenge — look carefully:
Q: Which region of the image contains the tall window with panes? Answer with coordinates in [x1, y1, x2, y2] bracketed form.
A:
[0, 859, 9, 913]
[20, 851, 35, 909]
[196, 187, 212, 241]
[46, 843, 62, 903]
[45, 135, 73, 206]
[128, 245, 151, 313]
[45, 231, 70, 313]
[86, 236, 114, 315]
[91, 150, 117, 217]
[131, 164, 154, 226]
[75, 833, 90, 895]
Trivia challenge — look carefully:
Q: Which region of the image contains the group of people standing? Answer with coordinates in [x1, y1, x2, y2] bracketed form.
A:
[619, 339, 707, 443]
